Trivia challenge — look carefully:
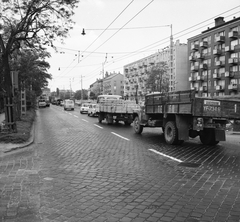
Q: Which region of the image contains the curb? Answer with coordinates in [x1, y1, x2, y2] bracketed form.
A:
[0, 119, 35, 157]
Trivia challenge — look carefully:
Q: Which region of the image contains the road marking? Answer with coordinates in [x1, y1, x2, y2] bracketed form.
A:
[111, 132, 129, 141]
[94, 124, 103, 129]
[82, 119, 88, 122]
[148, 149, 183, 163]
[69, 113, 73, 115]
[74, 115, 78, 118]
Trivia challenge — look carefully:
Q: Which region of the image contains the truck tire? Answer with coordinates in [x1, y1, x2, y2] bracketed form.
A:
[106, 115, 113, 125]
[134, 116, 143, 134]
[164, 121, 179, 145]
[200, 129, 219, 145]
[98, 113, 103, 123]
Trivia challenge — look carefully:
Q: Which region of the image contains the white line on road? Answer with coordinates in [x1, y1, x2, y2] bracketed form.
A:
[94, 124, 103, 129]
[74, 115, 78, 118]
[111, 132, 129, 141]
[82, 119, 88, 122]
[69, 113, 73, 115]
[148, 149, 183, 163]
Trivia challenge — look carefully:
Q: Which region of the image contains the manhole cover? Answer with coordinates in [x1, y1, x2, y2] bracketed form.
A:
[178, 162, 201, 168]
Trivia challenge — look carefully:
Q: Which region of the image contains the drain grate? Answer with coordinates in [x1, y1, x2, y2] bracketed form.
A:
[178, 162, 201, 168]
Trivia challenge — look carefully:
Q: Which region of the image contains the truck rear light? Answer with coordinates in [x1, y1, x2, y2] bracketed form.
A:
[197, 118, 203, 130]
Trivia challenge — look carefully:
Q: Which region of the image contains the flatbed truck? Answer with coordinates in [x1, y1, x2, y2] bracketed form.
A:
[133, 90, 240, 145]
[98, 99, 139, 125]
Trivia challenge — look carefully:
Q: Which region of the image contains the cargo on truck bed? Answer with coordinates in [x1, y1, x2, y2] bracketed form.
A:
[133, 90, 240, 145]
[98, 95, 139, 125]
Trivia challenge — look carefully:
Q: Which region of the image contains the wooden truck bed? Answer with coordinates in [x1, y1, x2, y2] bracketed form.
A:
[145, 90, 240, 119]
[99, 99, 139, 114]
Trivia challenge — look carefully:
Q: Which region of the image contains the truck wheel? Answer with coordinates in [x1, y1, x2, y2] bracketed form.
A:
[106, 115, 113, 125]
[200, 129, 219, 145]
[164, 121, 179, 145]
[98, 113, 103, 123]
[134, 116, 143, 134]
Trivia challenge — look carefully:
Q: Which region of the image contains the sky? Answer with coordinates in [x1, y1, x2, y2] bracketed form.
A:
[46, 0, 240, 92]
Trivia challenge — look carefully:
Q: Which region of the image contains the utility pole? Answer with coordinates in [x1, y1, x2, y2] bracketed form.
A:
[81, 75, 85, 104]
[102, 53, 108, 94]
[169, 24, 173, 92]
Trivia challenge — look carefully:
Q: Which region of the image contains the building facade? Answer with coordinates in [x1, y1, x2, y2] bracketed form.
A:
[103, 72, 124, 96]
[123, 40, 188, 100]
[188, 16, 240, 97]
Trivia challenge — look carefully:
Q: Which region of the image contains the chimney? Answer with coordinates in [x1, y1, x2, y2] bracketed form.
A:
[215, 17, 225, 27]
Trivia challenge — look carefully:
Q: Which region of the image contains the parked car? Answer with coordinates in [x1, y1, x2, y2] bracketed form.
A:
[64, 100, 74, 111]
[88, 104, 99, 117]
[38, 99, 46, 108]
[60, 101, 64, 106]
[56, 99, 63, 106]
[80, 103, 90, 114]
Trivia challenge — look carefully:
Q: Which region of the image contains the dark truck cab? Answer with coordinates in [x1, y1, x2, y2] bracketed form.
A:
[133, 90, 240, 145]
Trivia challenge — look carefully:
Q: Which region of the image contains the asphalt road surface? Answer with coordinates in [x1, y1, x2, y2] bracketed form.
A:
[0, 105, 240, 222]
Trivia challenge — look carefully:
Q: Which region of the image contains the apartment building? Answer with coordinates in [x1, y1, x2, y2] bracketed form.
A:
[188, 16, 240, 97]
[103, 72, 124, 96]
[124, 40, 188, 100]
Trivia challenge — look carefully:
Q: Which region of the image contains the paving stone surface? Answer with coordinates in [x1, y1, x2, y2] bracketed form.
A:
[0, 107, 240, 222]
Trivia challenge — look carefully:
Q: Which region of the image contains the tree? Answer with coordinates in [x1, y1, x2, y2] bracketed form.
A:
[0, 0, 79, 129]
[146, 61, 169, 93]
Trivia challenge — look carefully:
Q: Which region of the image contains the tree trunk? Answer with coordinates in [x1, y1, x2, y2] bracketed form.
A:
[2, 52, 17, 131]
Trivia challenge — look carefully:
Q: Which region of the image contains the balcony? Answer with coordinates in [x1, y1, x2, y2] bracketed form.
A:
[228, 31, 238, 39]
[215, 61, 225, 67]
[200, 41, 208, 48]
[191, 65, 199, 71]
[213, 73, 221, 79]
[197, 75, 204, 81]
[191, 87, 198, 91]
[225, 46, 233, 52]
[228, 84, 238, 90]
[228, 58, 238, 64]
[216, 36, 225, 43]
[215, 85, 224, 91]
[199, 64, 208, 70]
[189, 55, 196, 61]
[191, 44, 199, 51]
[189, 76, 196, 81]
[213, 49, 222, 55]
[199, 86, 207, 92]
[196, 53, 204, 60]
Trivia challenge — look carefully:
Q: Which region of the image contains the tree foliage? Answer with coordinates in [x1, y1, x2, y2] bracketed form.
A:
[0, 0, 79, 95]
[17, 49, 52, 96]
[145, 61, 169, 93]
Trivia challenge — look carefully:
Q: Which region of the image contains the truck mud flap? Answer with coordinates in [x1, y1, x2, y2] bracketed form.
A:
[176, 115, 189, 141]
[215, 129, 226, 141]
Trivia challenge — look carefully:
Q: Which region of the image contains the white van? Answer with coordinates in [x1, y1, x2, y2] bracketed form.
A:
[64, 100, 74, 111]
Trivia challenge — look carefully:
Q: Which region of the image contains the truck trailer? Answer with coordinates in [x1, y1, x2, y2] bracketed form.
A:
[133, 90, 240, 145]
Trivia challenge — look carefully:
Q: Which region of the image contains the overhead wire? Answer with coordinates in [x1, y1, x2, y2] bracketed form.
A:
[53, 4, 240, 88]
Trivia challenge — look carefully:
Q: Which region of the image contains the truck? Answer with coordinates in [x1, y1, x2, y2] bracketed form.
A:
[98, 97, 140, 125]
[133, 90, 240, 145]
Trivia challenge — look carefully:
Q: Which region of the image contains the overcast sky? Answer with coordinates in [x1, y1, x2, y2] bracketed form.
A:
[47, 0, 240, 92]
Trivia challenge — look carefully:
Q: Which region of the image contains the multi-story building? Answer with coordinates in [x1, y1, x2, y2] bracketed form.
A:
[188, 16, 240, 97]
[124, 40, 188, 100]
[103, 72, 124, 96]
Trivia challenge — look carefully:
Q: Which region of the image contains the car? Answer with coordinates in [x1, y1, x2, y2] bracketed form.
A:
[60, 101, 64, 106]
[38, 99, 46, 108]
[80, 103, 90, 114]
[88, 104, 99, 117]
[64, 100, 74, 111]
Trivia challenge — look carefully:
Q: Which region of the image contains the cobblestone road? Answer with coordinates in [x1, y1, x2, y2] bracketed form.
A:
[0, 107, 240, 222]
